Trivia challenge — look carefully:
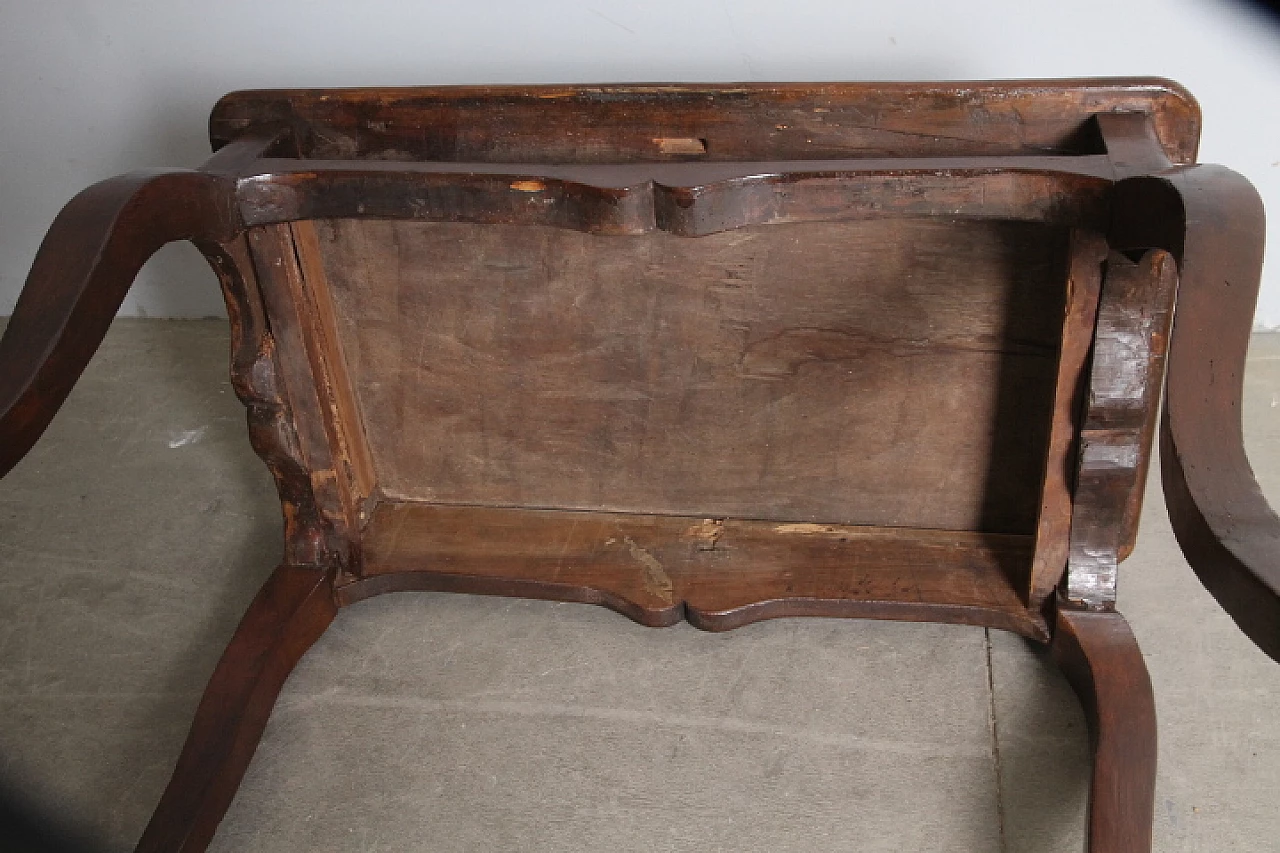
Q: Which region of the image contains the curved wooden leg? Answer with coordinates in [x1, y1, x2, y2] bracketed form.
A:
[134, 565, 337, 853]
[1052, 608, 1157, 853]
[0, 170, 235, 479]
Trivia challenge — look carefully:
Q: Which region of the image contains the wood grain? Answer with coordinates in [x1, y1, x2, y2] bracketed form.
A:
[248, 225, 358, 565]
[208, 235, 336, 567]
[1052, 607, 1157, 853]
[134, 565, 336, 853]
[210, 80, 1200, 164]
[341, 501, 1046, 638]
[290, 220, 378, 509]
[313, 217, 1068, 535]
[5, 80, 1262, 853]
[233, 159, 1111, 234]
[0, 170, 236, 478]
[1064, 250, 1177, 609]
[1028, 230, 1108, 605]
[1111, 166, 1280, 661]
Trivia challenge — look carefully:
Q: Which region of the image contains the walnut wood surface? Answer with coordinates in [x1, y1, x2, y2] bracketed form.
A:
[247, 224, 363, 563]
[1028, 230, 1107, 604]
[342, 501, 1046, 638]
[1064, 250, 1176, 609]
[289, 220, 378, 504]
[1, 81, 1270, 852]
[1111, 165, 1280, 661]
[134, 565, 336, 853]
[0, 170, 236, 478]
[1052, 608, 1157, 853]
[209, 80, 1199, 163]
[313, 217, 1067, 535]
[233, 158, 1112, 234]
[213, 232, 342, 569]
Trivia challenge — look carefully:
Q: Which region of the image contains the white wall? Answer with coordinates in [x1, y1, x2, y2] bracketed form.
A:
[2, 0, 1279, 323]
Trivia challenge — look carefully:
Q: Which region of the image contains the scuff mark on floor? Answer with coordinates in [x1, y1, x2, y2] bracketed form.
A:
[167, 427, 208, 448]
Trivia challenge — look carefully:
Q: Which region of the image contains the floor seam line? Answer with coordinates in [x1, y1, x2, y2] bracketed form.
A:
[985, 627, 1009, 853]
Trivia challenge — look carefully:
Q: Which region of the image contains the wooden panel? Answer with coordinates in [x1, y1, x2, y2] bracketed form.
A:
[1065, 250, 1177, 609]
[247, 225, 358, 555]
[344, 502, 1045, 638]
[234, 160, 1110, 234]
[1028, 230, 1108, 604]
[311, 218, 1069, 533]
[290, 220, 378, 504]
[210, 79, 1200, 164]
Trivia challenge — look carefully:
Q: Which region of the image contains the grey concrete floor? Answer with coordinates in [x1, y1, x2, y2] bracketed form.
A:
[0, 319, 1277, 852]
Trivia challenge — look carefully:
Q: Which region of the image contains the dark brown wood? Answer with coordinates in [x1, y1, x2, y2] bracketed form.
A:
[207, 234, 338, 568]
[197, 126, 296, 176]
[1096, 112, 1173, 180]
[1095, 111, 1182, 567]
[1028, 229, 1108, 605]
[134, 565, 336, 853]
[339, 501, 1047, 638]
[1052, 607, 1157, 853]
[209, 80, 1199, 163]
[289, 220, 378, 507]
[1110, 165, 1280, 661]
[0, 170, 236, 478]
[1064, 250, 1177, 609]
[233, 158, 1112, 234]
[247, 152, 1120, 179]
[247, 225, 362, 569]
[1, 80, 1271, 852]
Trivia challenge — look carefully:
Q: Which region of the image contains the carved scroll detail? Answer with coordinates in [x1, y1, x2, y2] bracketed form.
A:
[202, 238, 338, 568]
[1064, 250, 1176, 609]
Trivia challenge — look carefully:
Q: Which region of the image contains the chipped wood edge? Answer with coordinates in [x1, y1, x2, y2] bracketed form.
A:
[1064, 250, 1177, 609]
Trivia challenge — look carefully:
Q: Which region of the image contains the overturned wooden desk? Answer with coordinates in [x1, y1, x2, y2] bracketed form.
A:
[1, 79, 1275, 852]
